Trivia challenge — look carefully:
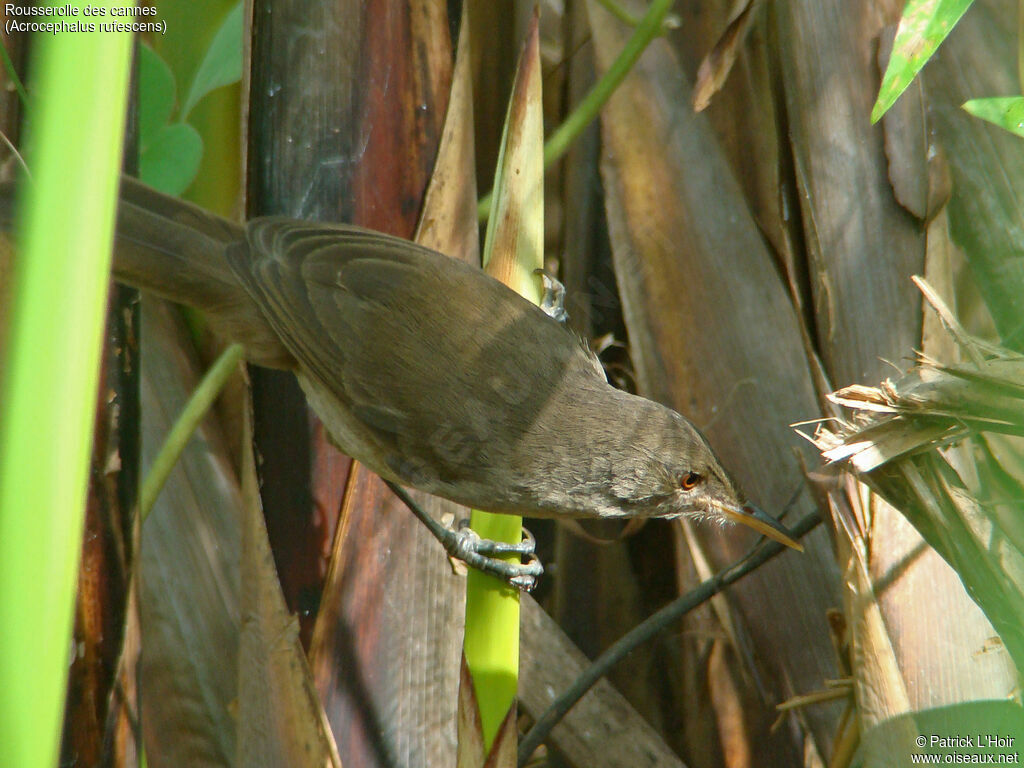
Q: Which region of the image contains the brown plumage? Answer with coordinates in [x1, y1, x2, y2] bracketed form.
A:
[0, 176, 800, 549]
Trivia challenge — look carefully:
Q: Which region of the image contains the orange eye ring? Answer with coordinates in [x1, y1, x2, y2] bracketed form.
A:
[680, 472, 702, 491]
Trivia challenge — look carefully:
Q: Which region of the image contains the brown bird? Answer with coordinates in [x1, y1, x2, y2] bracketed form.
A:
[1, 176, 801, 587]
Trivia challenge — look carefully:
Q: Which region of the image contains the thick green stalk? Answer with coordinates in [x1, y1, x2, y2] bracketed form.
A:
[463, 512, 527, 745]
[464, 12, 544, 752]
[0, 9, 133, 767]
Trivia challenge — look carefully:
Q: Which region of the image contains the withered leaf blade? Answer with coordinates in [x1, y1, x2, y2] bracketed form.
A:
[482, 6, 545, 299]
[692, 0, 759, 113]
[587, 0, 842, 755]
[414, 0, 478, 264]
[139, 299, 240, 767]
[518, 596, 687, 767]
[457, 656, 486, 768]
[237, 418, 341, 768]
[305, 4, 473, 767]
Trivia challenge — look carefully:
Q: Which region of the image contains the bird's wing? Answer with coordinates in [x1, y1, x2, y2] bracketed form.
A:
[228, 218, 601, 487]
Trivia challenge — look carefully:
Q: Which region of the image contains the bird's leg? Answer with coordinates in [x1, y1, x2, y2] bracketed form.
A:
[535, 269, 568, 324]
[384, 481, 543, 591]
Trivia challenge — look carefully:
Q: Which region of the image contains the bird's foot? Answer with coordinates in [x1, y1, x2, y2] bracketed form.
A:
[448, 522, 543, 591]
[385, 480, 543, 590]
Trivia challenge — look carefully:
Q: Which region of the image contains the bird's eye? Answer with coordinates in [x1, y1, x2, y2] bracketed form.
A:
[680, 472, 703, 491]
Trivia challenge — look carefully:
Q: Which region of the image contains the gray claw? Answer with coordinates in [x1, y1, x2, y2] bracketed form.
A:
[450, 527, 544, 591]
[536, 269, 568, 323]
[383, 481, 544, 591]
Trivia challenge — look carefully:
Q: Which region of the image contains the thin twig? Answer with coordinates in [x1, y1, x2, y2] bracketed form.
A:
[0, 42, 30, 108]
[517, 509, 823, 766]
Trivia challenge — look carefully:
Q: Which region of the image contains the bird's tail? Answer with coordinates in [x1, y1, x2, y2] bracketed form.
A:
[0, 175, 292, 368]
[112, 176, 247, 312]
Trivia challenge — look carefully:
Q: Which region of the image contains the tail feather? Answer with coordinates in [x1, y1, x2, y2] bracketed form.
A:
[0, 176, 293, 369]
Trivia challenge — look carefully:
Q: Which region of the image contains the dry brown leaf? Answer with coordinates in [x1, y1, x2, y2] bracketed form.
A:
[482, 7, 545, 299]
[692, 0, 760, 112]
[237, 418, 341, 768]
[588, 0, 842, 756]
[415, 1, 479, 264]
[518, 597, 687, 767]
[138, 299, 242, 767]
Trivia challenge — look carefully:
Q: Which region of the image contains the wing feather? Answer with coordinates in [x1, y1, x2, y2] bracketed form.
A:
[227, 218, 604, 488]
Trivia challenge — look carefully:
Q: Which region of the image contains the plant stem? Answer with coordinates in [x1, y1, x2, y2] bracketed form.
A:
[140, 343, 245, 520]
[0, 13, 133, 767]
[517, 511, 822, 766]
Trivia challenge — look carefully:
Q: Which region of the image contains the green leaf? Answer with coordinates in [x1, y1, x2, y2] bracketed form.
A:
[181, 1, 243, 119]
[138, 43, 176, 146]
[464, 9, 543, 754]
[140, 122, 203, 195]
[871, 0, 974, 123]
[962, 96, 1024, 138]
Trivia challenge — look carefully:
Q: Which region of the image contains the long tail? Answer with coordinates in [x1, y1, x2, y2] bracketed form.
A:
[114, 176, 246, 311]
[0, 176, 292, 368]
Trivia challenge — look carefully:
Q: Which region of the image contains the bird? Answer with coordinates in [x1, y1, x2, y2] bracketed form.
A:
[0, 175, 801, 587]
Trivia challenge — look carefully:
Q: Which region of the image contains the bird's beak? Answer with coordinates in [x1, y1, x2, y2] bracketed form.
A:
[718, 503, 804, 551]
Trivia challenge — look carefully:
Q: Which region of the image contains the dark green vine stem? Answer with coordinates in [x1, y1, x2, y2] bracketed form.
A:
[517, 509, 823, 766]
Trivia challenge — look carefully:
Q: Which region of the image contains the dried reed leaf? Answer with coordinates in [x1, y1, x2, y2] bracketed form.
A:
[777, 0, 926, 388]
[415, 1, 479, 264]
[817, 355, 1024, 466]
[813, 333, 1024, 677]
[138, 299, 241, 767]
[457, 657, 486, 768]
[588, 0, 842, 756]
[237, 420, 341, 768]
[914, 276, 990, 365]
[844, 542, 916, 745]
[518, 596, 687, 767]
[820, 419, 959, 472]
[481, 7, 544, 299]
[692, 0, 760, 112]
